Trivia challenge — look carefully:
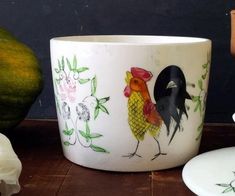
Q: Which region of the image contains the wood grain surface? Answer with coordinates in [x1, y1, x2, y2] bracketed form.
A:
[5, 120, 235, 196]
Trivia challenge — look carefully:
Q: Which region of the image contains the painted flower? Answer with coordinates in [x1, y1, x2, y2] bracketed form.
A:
[62, 102, 70, 119]
[76, 103, 90, 121]
[58, 76, 77, 102]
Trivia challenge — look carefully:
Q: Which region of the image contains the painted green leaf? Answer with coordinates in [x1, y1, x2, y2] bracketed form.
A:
[63, 122, 74, 136]
[85, 122, 90, 135]
[91, 76, 97, 96]
[55, 68, 60, 73]
[99, 104, 109, 114]
[99, 97, 110, 104]
[202, 73, 207, 80]
[61, 56, 65, 70]
[79, 78, 90, 84]
[94, 106, 100, 119]
[222, 187, 233, 193]
[197, 123, 203, 132]
[73, 55, 77, 70]
[202, 63, 208, 69]
[63, 128, 74, 136]
[194, 101, 200, 112]
[196, 131, 202, 141]
[233, 187, 235, 193]
[216, 183, 230, 187]
[58, 58, 64, 70]
[198, 79, 203, 90]
[66, 58, 73, 71]
[57, 59, 61, 70]
[90, 144, 109, 153]
[63, 141, 70, 146]
[56, 78, 61, 82]
[198, 100, 202, 115]
[79, 130, 88, 138]
[77, 67, 89, 73]
[191, 95, 199, 102]
[88, 133, 103, 139]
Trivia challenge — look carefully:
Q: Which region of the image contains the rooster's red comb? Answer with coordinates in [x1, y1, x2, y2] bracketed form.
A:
[131, 67, 153, 82]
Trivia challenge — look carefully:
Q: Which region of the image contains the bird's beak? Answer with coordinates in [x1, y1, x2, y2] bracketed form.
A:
[166, 81, 177, 89]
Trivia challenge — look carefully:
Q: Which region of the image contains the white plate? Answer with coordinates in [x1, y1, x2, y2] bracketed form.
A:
[182, 147, 235, 196]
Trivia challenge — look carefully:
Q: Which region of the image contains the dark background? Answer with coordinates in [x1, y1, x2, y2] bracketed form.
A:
[1, 0, 235, 123]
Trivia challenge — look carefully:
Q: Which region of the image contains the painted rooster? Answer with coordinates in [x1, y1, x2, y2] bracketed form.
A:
[124, 65, 191, 159]
[124, 67, 165, 160]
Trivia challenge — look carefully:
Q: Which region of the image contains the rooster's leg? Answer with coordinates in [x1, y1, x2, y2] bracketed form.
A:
[122, 140, 142, 158]
[151, 137, 167, 160]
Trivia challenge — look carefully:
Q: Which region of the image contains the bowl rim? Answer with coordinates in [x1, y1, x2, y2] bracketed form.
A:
[50, 35, 211, 46]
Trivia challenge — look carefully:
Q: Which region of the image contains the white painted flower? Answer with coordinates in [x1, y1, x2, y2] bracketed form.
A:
[62, 102, 70, 119]
[76, 103, 90, 122]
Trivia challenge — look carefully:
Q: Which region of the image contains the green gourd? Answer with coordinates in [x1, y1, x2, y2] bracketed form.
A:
[0, 27, 43, 131]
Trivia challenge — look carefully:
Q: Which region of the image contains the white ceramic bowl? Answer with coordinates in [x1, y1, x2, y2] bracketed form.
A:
[50, 35, 211, 172]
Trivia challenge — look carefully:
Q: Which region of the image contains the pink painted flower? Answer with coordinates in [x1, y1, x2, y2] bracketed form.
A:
[58, 76, 77, 103]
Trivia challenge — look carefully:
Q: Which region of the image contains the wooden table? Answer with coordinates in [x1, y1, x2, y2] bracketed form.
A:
[5, 120, 235, 196]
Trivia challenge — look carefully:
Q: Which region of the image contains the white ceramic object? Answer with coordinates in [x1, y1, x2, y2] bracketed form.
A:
[232, 113, 235, 122]
[50, 35, 211, 171]
[182, 147, 235, 196]
[0, 133, 22, 196]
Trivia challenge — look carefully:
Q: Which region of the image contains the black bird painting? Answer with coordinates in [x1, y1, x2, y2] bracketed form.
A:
[154, 65, 191, 144]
